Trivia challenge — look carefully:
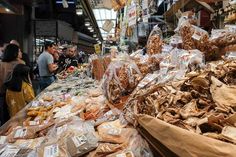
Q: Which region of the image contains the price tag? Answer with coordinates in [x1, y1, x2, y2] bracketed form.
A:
[0, 136, 7, 144]
[14, 128, 27, 138]
[44, 144, 59, 157]
[71, 135, 87, 148]
[192, 33, 201, 41]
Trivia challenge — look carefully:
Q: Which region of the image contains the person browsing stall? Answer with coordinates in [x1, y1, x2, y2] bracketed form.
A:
[57, 45, 78, 72]
[4, 64, 35, 117]
[37, 42, 58, 90]
[0, 44, 24, 124]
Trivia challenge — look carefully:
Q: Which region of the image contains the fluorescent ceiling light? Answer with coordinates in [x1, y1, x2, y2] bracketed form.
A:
[90, 29, 94, 32]
[93, 34, 97, 37]
[88, 26, 93, 30]
[85, 22, 90, 26]
[76, 10, 83, 15]
[5, 8, 10, 12]
[96, 38, 99, 40]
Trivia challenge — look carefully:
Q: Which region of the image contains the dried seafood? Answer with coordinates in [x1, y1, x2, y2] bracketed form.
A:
[124, 60, 236, 144]
[147, 35, 163, 55]
[102, 59, 143, 103]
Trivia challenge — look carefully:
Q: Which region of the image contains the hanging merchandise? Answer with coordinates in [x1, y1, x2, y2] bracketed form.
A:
[147, 25, 163, 55]
[148, 0, 158, 15]
[142, 0, 150, 23]
[138, 22, 148, 37]
[112, 0, 126, 11]
[128, 3, 137, 27]
[102, 20, 115, 33]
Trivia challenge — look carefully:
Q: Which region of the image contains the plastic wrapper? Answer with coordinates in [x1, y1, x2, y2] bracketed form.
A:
[134, 54, 163, 76]
[210, 28, 236, 47]
[102, 55, 142, 103]
[180, 22, 209, 51]
[7, 121, 54, 143]
[97, 119, 137, 144]
[170, 35, 183, 48]
[45, 118, 98, 157]
[147, 25, 163, 55]
[37, 139, 70, 157]
[87, 143, 127, 157]
[175, 11, 197, 33]
[0, 145, 36, 157]
[95, 108, 122, 126]
[106, 134, 153, 157]
[83, 96, 109, 120]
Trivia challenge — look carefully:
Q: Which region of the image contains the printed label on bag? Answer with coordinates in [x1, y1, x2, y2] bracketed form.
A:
[14, 128, 27, 138]
[192, 33, 201, 41]
[1, 147, 20, 157]
[71, 135, 87, 148]
[0, 136, 7, 144]
[44, 144, 59, 157]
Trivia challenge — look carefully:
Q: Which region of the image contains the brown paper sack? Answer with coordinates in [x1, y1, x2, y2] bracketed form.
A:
[137, 114, 236, 157]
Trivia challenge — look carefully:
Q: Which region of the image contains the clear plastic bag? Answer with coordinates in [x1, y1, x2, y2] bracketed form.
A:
[102, 54, 142, 103]
[97, 119, 137, 144]
[147, 25, 163, 55]
[180, 22, 209, 51]
[175, 11, 197, 33]
[106, 134, 153, 157]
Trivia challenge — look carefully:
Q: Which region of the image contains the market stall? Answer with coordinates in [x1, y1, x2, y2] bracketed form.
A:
[1, 0, 236, 157]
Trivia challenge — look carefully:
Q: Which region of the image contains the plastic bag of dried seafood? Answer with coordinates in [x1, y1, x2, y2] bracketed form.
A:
[106, 134, 153, 157]
[157, 48, 204, 83]
[147, 25, 163, 55]
[175, 11, 197, 33]
[0, 144, 37, 157]
[102, 54, 143, 103]
[179, 21, 209, 51]
[45, 118, 98, 157]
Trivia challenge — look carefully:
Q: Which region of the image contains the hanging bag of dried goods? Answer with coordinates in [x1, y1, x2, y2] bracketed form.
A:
[102, 54, 142, 103]
[147, 25, 163, 55]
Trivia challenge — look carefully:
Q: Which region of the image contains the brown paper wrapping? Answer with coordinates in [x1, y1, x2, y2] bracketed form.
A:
[137, 114, 236, 157]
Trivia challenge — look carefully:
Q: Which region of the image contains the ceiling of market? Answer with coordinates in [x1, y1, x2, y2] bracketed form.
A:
[1, 0, 117, 41]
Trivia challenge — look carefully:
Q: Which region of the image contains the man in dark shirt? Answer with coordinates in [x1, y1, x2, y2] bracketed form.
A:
[57, 45, 78, 73]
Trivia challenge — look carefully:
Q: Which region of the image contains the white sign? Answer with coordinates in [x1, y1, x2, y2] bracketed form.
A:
[128, 4, 137, 27]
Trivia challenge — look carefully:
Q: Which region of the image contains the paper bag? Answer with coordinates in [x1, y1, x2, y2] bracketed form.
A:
[137, 114, 236, 157]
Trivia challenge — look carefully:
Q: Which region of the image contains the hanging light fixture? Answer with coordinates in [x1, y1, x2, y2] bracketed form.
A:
[88, 26, 93, 30]
[76, 9, 83, 15]
[5, 8, 10, 12]
[90, 29, 94, 32]
[85, 21, 90, 26]
[93, 34, 97, 37]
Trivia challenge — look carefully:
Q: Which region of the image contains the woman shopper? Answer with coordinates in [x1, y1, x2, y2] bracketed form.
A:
[5, 64, 35, 117]
[0, 44, 24, 124]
